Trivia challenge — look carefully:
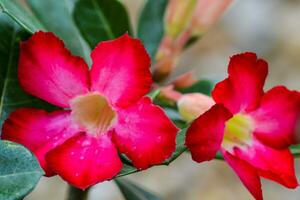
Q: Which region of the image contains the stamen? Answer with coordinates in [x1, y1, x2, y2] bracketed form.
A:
[222, 113, 253, 150]
[70, 93, 117, 136]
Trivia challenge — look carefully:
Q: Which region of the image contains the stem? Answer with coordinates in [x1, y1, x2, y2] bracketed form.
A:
[67, 185, 89, 200]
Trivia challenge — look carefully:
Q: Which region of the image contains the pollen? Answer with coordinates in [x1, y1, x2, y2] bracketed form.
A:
[70, 92, 117, 137]
[222, 113, 253, 150]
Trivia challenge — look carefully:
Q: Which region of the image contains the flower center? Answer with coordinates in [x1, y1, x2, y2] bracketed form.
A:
[222, 113, 253, 150]
[70, 93, 117, 136]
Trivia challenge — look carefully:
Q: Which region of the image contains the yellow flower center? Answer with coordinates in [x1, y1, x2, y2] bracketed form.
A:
[70, 93, 117, 136]
[222, 113, 253, 150]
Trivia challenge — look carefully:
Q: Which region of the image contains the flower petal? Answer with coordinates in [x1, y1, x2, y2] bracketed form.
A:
[113, 97, 178, 169]
[212, 52, 268, 114]
[46, 134, 122, 189]
[234, 138, 298, 188]
[19, 31, 90, 108]
[1, 108, 79, 176]
[185, 104, 232, 162]
[90, 34, 152, 108]
[222, 150, 263, 200]
[251, 86, 300, 148]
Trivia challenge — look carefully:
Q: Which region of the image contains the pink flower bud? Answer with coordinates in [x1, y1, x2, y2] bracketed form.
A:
[158, 85, 183, 105]
[178, 93, 215, 121]
[192, 0, 233, 35]
[172, 71, 197, 89]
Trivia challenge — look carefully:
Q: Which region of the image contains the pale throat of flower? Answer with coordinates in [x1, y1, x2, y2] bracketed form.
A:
[70, 92, 117, 137]
[221, 113, 254, 151]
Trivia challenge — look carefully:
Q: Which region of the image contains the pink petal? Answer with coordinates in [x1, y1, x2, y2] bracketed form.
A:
[90, 34, 152, 108]
[46, 133, 122, 189]
[222, 150, 263, 200]
[185, 104, 232, 162]
[251, 86, 300, 148]
[1, 108, 79, 176]
[19, 31, 90, 108]
[212, 52, 268, 114]
[234, 138, 298, 188]
[113, 97, 178, 169]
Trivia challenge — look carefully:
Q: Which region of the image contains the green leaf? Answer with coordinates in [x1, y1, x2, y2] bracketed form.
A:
[0, 140, 43, 200]
[0, 13, 56, 129]
[291, 145, 300, 158]
[115, 179, 161, 200]
[116, 164, 138, 178]
[137, 0, 168, 59]
[179, 79, 216, 95]
[0, 0, 90, 61]
[73, 0, 132, 49]
[164, 128, 187, 164]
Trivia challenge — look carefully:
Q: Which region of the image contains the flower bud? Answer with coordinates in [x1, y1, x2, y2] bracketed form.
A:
[172, 71, 197, 90]
[192, 0, 233, 36]
[158, 85, 182, 105]
[165, 0, 197, 39]
[177, 93, 215, 122]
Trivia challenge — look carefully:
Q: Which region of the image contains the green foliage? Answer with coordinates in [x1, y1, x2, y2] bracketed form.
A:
[179, 79, 216, 95]
[0, 13, 56, 129]
[0, 140, 43, 200]
[115, 179, 161, 200]
[137, 0, 168, 59]
[74, 0, 132, 49]
[0, 0, 90, 61]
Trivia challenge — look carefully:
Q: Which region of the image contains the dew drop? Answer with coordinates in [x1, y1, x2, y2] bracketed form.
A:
[75, 173, 79, 177]
[80, 156, 84, 160]
[94, 150, 99, 154]
[70, 151, 75, 156]
[46, 136, 50, 140]
[82, 140, 91, 147]
[157, 136, 162, 142]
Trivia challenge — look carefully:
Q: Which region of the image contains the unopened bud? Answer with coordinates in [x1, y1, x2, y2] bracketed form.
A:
[178, 93, 215, 122]
[158, 85, 183, 105]
[192, 0, 233, 35]
[165, 0, 197, 39]
[172, 71, 197, 90]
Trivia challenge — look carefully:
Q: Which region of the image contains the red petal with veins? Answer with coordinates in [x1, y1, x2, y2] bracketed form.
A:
[113, 97, 178, 169]
[90, 34, 152, 108]
[18, 31, 90, 108]
[1, 108, 79, 176]
[234, 138, 298, 188]
[185, 104, 232, 162]
[222, 150, 263, 200]
[46, 133, 122, 189]
[251, 86, 300, 149]
[212, 52, 268, 114]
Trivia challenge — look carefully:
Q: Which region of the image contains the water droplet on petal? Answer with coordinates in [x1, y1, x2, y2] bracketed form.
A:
[80, 156, 84, 160]
[157, 136, 162, 142]
[70, 151, 75, 156]
[82, 140, 91, 147]
[75, 173, 79, 177]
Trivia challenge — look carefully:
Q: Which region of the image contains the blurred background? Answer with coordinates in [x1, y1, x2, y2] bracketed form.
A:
[26, 0, 300, 199]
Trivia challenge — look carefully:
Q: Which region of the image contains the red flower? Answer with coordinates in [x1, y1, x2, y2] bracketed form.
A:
[185, 52, 300, 200]
[2, 32, 178, 189]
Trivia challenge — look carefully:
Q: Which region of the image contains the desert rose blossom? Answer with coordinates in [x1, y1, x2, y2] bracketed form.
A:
[2, 32, 178, 189]
[185, 52, 300, 199]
